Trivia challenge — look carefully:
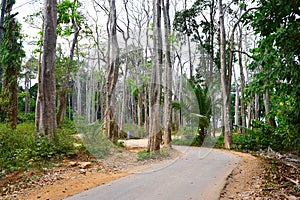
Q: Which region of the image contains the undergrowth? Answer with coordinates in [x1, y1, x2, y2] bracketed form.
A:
[137, 148, 170, 161]
[0, 122, 79, 172]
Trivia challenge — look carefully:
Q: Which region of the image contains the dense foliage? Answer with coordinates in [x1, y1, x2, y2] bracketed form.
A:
[245, 0, 300, 153]
[0, 17, 25, 128]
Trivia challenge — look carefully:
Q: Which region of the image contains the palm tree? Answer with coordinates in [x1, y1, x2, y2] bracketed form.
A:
[188, 78, 212, 143]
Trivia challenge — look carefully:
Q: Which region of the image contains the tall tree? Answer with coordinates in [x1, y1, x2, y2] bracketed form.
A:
[218, 0, 232, 148]
[104, 0, 120, 141]
[162, 0, 172, 147]
[0, 3, 24, 128]
[120, 0, 130, 135]
[148, 0, 163, 152]
[247, 0, 300, 149]
[56, 0, 82, 127]
[35, 0, 58, 139]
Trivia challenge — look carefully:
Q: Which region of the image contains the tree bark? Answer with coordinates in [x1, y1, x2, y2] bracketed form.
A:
[219, 0, 232, 148]
[105, 0, 120, 142]
[163, 0, 172, 147]
[148, 0, 163, 152]
[238, 37, 246, 132]
[120, 0, 130, 136]
[24, 72, 31, 114]
[36, 0, 58, 139]
[254, 93, 259, 120]
[263, 88, 276, 127]
[35, 23, 44, 136]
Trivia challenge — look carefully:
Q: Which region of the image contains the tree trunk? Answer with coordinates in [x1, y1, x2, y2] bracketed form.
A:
[163, 0, 172, 147]
[238, 46, 246, 133]
[120, 56, 128, 135]
[120, 0, 130, 136]
[24, 72, 31, 114]
[254, 93, 259, 120]
[57, 18, 80, 127]
[105, 0, 120, 142]
[247, 99, 254, 128]
[219, 0, 232, 148]
[137, 89, 143, 127]
[263, 88, 276, 127]
[148, 0, 163, 152]
[233, 66, 239, 129]
[35, 23, 44, 136]
[36, 0, 58, 139]
[234, 84, 239, 128]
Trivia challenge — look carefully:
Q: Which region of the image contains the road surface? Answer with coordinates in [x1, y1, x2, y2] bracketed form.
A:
[65, 145, 239, 200]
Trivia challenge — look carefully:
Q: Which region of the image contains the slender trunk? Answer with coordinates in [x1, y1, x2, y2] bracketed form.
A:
[57, 18, 80, 127]
[247, 99, 253, 128]
[137, 89, 143, 127]
[25, 73, 31, 114]
[76, 72, 81, 116]
[91, 71, 96, 122]
[236, 4, 246, 133]
[143, 0, 151, 135]
[35, 23, 44, 135]
[163, 0, 172, 147]
[120, 54, 128, 134]
[210, 0, 216, 137]
[254, 93, 259, 120]
[263, 88, 276, 127]
[120, 0, 130, 135]
[233, 66, 239, 129]
[239, 47, 246, 132]
[234, 84, 239, 128]
[219, 0, 232, 148]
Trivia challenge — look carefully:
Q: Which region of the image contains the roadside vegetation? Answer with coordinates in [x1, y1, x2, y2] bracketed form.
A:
[0, 121, 78, 173]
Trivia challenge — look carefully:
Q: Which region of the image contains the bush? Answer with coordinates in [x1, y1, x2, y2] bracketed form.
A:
[216, 125, 300, 155]
[18, 112, 35, 123]
[0, 123, 78, 171]
[81, 125, 114, 158]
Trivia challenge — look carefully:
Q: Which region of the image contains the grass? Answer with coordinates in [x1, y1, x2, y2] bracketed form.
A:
[137, 148, 170, 161]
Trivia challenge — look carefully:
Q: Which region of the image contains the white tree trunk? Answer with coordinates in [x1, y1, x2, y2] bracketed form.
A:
[163, 0, 172, 147]
[219, 0, 232, 148]
[148, 0, 163, 152]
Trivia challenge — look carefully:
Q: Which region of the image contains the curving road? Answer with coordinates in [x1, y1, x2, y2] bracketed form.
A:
[65, 146, 239, 200]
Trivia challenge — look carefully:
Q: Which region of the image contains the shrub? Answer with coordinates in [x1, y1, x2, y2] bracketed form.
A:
[0, 123, 78, 171]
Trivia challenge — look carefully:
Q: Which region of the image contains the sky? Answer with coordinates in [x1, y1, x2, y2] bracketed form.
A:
[14, 0, 41, 55]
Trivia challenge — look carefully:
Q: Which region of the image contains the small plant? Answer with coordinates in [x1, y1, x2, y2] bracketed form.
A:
[117, 141, 125, 148]
[136, 148, 170, 161]
[137, 150, 150, 161]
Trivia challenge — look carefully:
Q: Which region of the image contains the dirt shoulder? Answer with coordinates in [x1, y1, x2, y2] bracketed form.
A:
[220, 151, 266, 199]
[1, 146, 181, 200]
[220, 150, 300, 200]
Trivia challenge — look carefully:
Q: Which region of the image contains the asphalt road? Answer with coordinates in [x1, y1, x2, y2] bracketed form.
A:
[65, 146, 239, 200]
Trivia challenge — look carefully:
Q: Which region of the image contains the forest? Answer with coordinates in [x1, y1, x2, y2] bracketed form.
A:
[0, 0, 299, 175]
